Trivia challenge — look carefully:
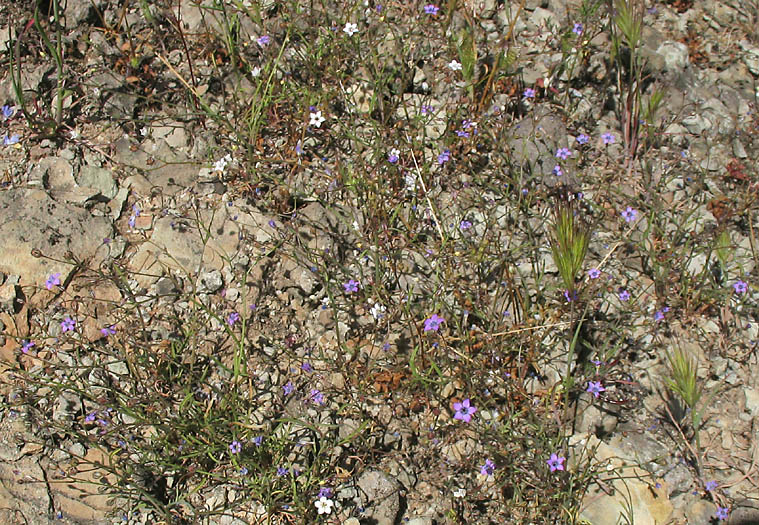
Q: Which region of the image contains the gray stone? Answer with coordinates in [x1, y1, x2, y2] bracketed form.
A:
[0, 275, 19, 314]
[506, 107, 577, 188]
[64, 0, 97, 29]
[53, 391, 82, 422]
[0, 188, 112, 290]
[197, 269, 223, 294]
[744, 388, 759, 417]
[740, 41, 759, 76]
[77, 165, 118, 199]
[681, 113, 710, 135]
[733, 138, 748, 158]
[113, 137, 200, 196]
[528, 8, 558, 30]
[29, 156, 74, 190]
[656, 41, 689, 73]
[572, 434, 673, 525]
[356, 470, 403, 525]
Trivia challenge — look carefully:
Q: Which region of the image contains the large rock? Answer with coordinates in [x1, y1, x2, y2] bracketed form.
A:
[356, 470, 403, 525]
[0, 189, 112, 290]
[572, 433, 673, 525]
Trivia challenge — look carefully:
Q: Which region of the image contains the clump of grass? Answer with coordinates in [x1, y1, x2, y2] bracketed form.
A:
[550, 198, 591, 296]
[663, 346, 706, 454]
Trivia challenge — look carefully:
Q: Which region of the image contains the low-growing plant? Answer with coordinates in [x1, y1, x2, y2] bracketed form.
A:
[550, 199, 591, 295]
[663, 346, 706, 454]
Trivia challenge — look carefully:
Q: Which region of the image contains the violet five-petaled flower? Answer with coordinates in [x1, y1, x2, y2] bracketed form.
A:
[343, 279, 359, 293]
[453, 398, 477, 422]
[480, 458, 496, 476]
[227, 312, 240, 326]
[46, 273, 61, 290]
[586, 381, 605, 398]
[618, 289, 631, 301]
[705, 480, 718, 492]
[61, 317, 76, 333]
[424, 4, 439, 14]
[257, 35, 270, 46]
[602, 132, 616, 144]
[555, 147, 571, 160]
[21, 340, 35, 353]
[229, 440, 242, 454]
[547, 453, 565, 472]
[576, 133, 589, 145]
[552, 165, 563, 176]
[621, 207, 638, 222]
[654, 306, 670, 322]
[310, 388, 324, 405]
[573, 22, 583, 35]
[715, 507, 729, 520]
[523, 88, 536, 99]
[424, 314, 444, 332]
[588, 268, 601, 279]
[438, 149, 451, 164]
[100, 325, 116, 336]
[734, 280, 748, 294]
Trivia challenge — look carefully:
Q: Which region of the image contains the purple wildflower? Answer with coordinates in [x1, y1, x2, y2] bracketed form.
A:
[572, 22, 583, 35]
[453, 398, 477, 422]
[555, 147, 572, 160]
[547, 453, 565, 472]
[257, 35, 271, 46]
[437, 149, 451, 165]
[586, 381, 605, 398]
[733, 280, 748, 294]
[588, 268, 600, 279]
[602, 132, 616, 145]
[283, 381, 294, 396]
[21, 340, 35, 353]
[715, 507, 729, 521]
[523, 88, 536, 99]
[424, 4, 440, 15]
[480, 458, 496, 476]
[227, 312, 240, 326]
[654, 306, 669, 322]
[46, 273, 61, 290]
[100, 325, 116, 337]
[61, 317, 76, 333]
[576, 133, 589, 145]
[229, 440, 242, 454]
[618, 289, 630, 301]
[309, 388, 325, 405]
[424, 314, 444, 332]
[621, 207, 638, 222]
[343, 279, 359, 293]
